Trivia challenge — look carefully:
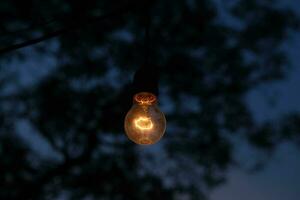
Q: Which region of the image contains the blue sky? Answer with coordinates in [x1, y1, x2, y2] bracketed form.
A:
[211, 1, 300, 198]
[4, 0, 300, 199]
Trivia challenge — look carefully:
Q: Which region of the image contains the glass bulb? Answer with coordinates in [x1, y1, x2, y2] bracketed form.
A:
[124, 92, 166, 145]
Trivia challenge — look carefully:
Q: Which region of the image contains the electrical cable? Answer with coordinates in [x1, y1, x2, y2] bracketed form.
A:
[0, 1, 136, 55]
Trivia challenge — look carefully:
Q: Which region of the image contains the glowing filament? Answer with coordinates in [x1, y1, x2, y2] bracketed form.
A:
[134, 117, 153, 130]
[124, 92, 166, 145]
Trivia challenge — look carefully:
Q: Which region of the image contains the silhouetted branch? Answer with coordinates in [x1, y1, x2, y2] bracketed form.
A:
[0, 28, 68, 55]
[0, 1, 136, 55]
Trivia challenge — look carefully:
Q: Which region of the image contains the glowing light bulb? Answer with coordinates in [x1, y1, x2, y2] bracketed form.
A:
[124, 92, 166, 145]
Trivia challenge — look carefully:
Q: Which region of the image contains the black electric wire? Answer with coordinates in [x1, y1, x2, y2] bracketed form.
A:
[0, 1, 136, 55]
[133, 1, 159, 96]
[144, 3, 151, 68]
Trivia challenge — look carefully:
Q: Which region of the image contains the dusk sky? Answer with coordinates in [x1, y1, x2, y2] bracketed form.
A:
[212, 0, 300, 199]
[1, 0, 300, 199]
[14, 19, 300, 200]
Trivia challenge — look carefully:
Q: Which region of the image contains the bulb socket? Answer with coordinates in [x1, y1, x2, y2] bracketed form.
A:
[133, 92, 157, 105]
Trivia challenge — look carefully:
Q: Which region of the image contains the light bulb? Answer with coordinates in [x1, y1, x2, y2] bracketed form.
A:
[124, 92, 166, 145]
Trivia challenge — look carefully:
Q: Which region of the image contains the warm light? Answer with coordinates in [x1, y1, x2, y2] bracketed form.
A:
[124, 92, 166, 145]
[134, 117, 153, 130]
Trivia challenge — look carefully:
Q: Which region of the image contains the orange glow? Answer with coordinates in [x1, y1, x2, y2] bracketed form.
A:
[134, 92, 156, 105]
[134, 117, 153, 130]
[124, 92, 166, 145]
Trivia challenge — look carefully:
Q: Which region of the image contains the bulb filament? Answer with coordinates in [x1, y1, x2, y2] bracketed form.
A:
[134, 117, 153, 130]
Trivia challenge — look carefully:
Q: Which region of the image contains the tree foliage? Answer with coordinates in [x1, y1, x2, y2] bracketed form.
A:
[0, 0, 299, 199]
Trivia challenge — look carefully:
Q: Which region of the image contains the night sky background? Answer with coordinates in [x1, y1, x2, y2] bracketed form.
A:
[212, 1, 300, 199]
[0, 0, 300, 199]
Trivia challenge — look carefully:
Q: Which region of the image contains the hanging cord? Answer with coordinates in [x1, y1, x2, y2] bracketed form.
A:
[144, 3, 151, 68]
[132, 1, 159, 96]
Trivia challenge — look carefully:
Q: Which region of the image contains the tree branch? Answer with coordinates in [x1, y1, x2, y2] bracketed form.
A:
[0, 1, 135, 55]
